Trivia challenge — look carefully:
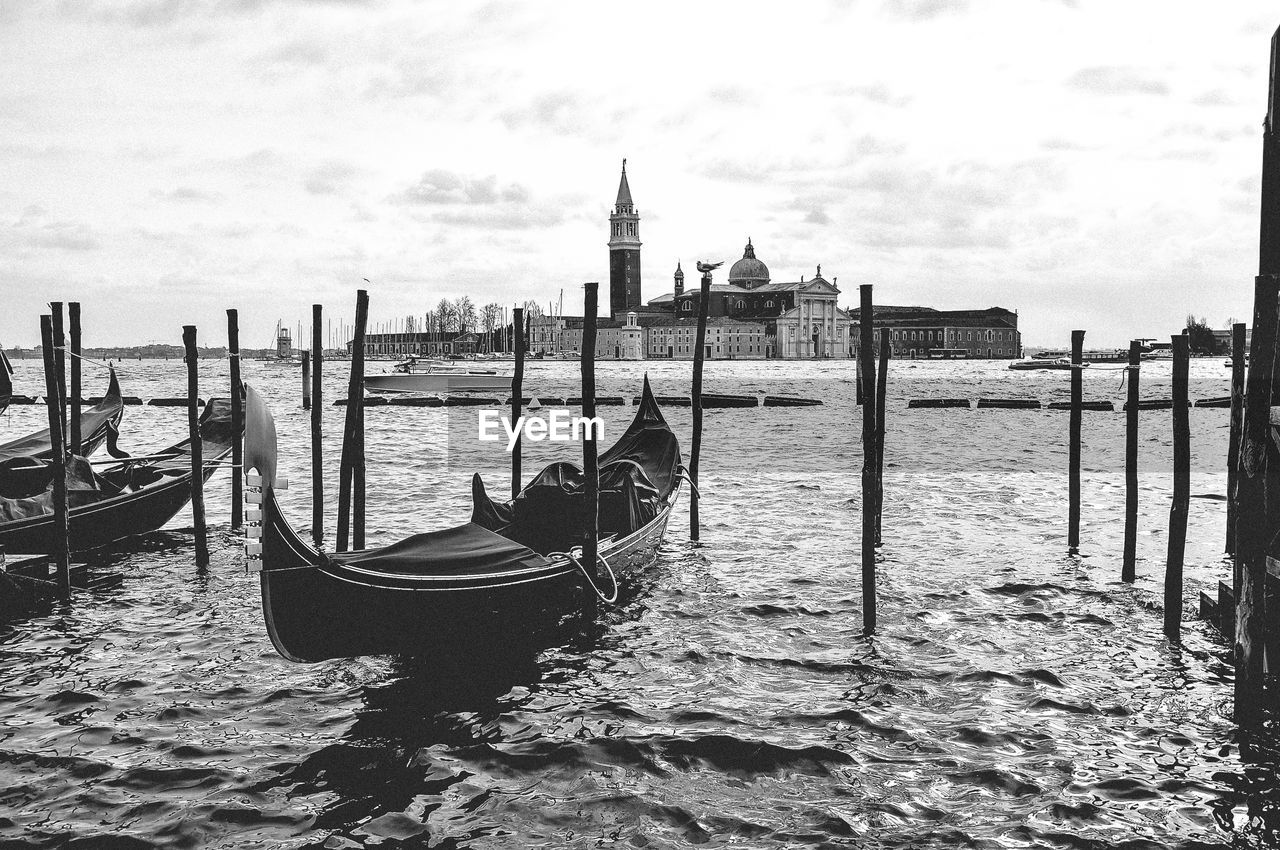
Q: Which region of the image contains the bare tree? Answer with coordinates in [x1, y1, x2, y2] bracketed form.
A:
[482, 302, 501, 353]
[434, 298, 457, 333]
[456, 296, 477, 334]
[521, 300, 544, 320]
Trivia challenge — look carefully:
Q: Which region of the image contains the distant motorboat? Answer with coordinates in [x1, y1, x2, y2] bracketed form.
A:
[1008, 358, 1082, 371]
[364, 356, 513, 393]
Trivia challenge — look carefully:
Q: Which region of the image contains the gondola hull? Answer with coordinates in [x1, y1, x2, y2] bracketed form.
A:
[0, 463, 225, 553]
[246, 376, 684, 664]
[258, 491, 675, 663]
[0, 396, 236, 553]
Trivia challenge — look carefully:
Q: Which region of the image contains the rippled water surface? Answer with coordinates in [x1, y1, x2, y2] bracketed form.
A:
[1, 356, 1278, 848]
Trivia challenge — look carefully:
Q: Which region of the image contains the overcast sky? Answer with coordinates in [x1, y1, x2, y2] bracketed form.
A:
[1, 1, 1276, 349]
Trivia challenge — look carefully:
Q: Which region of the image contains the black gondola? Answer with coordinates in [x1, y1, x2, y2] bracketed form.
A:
[244, 377, 683, 663]
[0, 368, 124, 464]
[0, 350, 12, 417]
[0, 396, 236, 553]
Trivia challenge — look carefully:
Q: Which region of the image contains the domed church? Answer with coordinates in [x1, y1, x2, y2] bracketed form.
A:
[647, 238, 855, 358]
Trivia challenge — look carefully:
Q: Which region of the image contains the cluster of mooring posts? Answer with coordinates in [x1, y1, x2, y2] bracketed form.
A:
[2, 303, 236, 605]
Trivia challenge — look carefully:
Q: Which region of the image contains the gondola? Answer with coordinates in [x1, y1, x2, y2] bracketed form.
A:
[244, 376, 683, 663]
[0, 367, 124, 464]
[0, 396, 236, 553]
[0, 350, 12, 417]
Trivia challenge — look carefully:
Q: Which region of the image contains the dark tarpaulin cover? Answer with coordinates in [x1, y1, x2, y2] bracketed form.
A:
[0, 394, 235, 524]
[0, 368, 123, 464]
[470, 376, 679, 553]
[327, 521, 550, 576]
[0, 456, 119, 523]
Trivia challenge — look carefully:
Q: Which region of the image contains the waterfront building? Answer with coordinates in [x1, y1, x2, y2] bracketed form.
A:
[348, 331, 480, 359]
[847, 306, 1022, 359]
[647, 240, 854, 358]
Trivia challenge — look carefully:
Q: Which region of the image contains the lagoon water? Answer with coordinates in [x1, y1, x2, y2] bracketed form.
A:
[0, 356, 1276, 848]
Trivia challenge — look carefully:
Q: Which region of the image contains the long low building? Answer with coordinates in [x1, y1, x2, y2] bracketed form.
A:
[847, 306, 1022, 359]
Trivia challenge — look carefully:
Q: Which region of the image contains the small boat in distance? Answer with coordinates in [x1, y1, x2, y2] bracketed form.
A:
[1008, 358, 1083, 371]
[364, 356, 513, 394]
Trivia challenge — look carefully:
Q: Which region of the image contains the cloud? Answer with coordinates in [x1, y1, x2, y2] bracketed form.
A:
[395, 170, 528, 206]
[1067, 66, 1170, 96]
[2, 207, 100, 253]
[880, 0, 969, 21]
[498, 91, 586, 134]
[150, 186, 224, 203]
[1192, 89, 1235, 107]
[304, 160, 362, 195]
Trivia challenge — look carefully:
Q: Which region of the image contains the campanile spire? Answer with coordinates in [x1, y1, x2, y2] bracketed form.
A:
[608, 158, 642, 314]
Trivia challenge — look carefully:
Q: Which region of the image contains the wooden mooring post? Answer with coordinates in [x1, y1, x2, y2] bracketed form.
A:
[69, 301, 82, 455]
[874, 328, 889, 546]
[1068, 330, 1084, 554]
[338, 289, 368, 552]
[301, 353, 311, 410]
[39, 315, 70, 599]
[227, 309, 243, 531]
[1122, 340, 1141, 582]
[690, 267, 712, 541]
[1234, 274, 1279, 727]
[511, 307, 525, 498]
[311, 304, 323, 548]
[581, 282, 600, 585]
[859, 284, 877, 634]
[1226, 322, 1246, 559]
[182, 326, 209, 570]
[51, 302, 67, 436]
[1163, 334, 1190, 641]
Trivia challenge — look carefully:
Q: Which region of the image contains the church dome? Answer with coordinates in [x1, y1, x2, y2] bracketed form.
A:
[727, 238, 769, 288]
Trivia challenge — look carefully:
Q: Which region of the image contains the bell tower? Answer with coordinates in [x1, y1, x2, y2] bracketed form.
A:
[608, 159, 642, 314]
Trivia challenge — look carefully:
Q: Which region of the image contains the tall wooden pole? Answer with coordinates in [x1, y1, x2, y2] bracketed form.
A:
[51, 302, 67, 437]
[874, 328, 890, 546]
[1226, 322, 1246, 558]
[69, 302, 82, 455]
[227, 309, 242, 530]
[338, 289, 368, 552]
[1234, 275, 1278, 727]
[40, 315, 70, 599]
[859, 284, 877, 633]
[301, 352, 311, 410]
[581, 283, 600, 583]
[1163, 334, 1190, 641]
[182, 326, 209, 570]
[1068, 330, 1084, 553]
[1122, 340, 1141, 582]
[312, 304, 324, 548]
[690, 268, 712, 541]
[511, 307, 525, 498]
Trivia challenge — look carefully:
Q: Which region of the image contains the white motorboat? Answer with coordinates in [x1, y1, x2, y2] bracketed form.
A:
[364, 357, 514, 393]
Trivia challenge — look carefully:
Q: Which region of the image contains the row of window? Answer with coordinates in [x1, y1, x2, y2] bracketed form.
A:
[612, 222, 637, 237]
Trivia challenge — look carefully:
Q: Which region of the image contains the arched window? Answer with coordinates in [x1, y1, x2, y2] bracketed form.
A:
[766, 300, 773, 308]
[736, 300, 744, 310]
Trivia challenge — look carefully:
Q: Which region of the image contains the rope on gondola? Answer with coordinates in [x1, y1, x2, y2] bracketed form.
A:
[554, 547, 618, 604]
[675, 466, 700, 499]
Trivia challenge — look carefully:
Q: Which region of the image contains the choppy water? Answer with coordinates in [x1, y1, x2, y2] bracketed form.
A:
[1, 355, 1277, 849]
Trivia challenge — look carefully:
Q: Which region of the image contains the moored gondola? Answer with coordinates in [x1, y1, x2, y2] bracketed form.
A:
[0, 396, 236, 553]
[244, 377, 683, 663]
[0, 367, 124, 463]
[0, 350, 12, 417]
